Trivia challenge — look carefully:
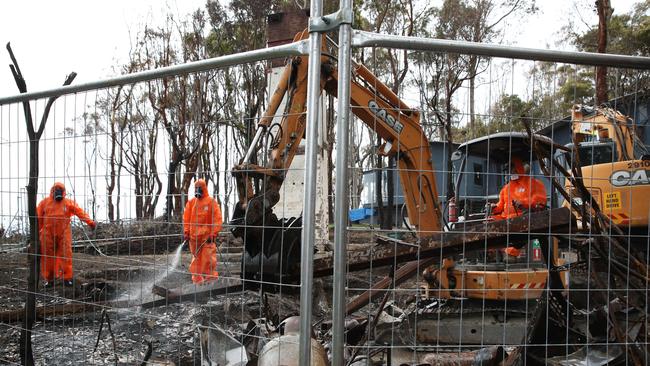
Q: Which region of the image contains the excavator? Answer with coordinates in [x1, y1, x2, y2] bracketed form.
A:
[231, 29, 442, 284]
[565, 104, 650, 245]
[416, 132, 567, 345]
[230, 30, 565, 344]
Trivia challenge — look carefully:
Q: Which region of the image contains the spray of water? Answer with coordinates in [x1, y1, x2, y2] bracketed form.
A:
[169, 242, 185, 271]
[118, 242, 186, 304]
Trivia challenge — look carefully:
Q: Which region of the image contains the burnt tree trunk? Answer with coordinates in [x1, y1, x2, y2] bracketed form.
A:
[327, 95, 335, 224]
[385, 156, 395, 228]
[134, 165, 143, 219]
[165, 157, 181, 220]
[469, 75, 476, 131]
[375, 137, 385, 229]
[115, 142, 123, 221]
[143, 154, 162, 219]
[596, 0, 610, 105]
[7, 42, 76, 366]
[21, 137, 39, 366]
[107, 115, 117, 222]
[444, 96, 455, 201]
[181, 151, 200, 200]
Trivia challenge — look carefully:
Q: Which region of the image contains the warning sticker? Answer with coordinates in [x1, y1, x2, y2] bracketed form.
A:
[604, 192, 621, 209]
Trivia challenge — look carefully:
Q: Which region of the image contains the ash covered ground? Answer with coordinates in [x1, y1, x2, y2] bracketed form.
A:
[0, 227, 398, 365]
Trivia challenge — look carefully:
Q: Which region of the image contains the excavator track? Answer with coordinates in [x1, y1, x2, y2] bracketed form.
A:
[415, 298, 536, 345]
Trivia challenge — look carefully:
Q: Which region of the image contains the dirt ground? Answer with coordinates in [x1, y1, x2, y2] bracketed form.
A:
[0, 228, 394, 365]
[0, 249, 298, 365]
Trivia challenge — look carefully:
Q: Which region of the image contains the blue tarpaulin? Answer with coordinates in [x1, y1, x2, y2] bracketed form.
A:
[349, 208, 375, 222]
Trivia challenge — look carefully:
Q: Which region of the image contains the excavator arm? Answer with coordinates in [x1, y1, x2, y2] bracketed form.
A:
[324, 62, 443, 235]
[571, 104, 646, 161]
[231, 30, 442, 282]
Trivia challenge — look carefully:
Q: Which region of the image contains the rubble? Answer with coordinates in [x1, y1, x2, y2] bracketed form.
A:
[198, 322, 248, 365]
[0, 200, 647, 365]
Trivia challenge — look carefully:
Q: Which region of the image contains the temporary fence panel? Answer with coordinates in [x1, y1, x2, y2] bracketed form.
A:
[0, 2, 649, 366]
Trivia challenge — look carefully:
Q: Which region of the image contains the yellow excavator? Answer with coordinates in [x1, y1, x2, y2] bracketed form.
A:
[229, 30, 566, 345]
[416, 132, 567, 345]
[565, 104, 650, 243]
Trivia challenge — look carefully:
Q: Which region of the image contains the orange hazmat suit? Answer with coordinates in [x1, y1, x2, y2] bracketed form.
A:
[183, 179, 223, 284]
[492, 157, 547, 220]
[492, 158, 547, 257]
[37, 182, 96, 282]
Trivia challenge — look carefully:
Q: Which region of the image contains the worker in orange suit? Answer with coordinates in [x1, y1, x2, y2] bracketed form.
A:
[491, 157, 547, 257]
[37, 182, 96, 286]
[183, 179, 223, 284]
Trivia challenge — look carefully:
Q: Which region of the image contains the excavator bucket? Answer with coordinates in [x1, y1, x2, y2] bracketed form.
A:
[231, 202, 302, 286]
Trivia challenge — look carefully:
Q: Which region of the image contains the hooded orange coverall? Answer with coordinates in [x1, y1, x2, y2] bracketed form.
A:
[183, 179, 223, 284]
[37, 182, 96, 281]
[492, 157, 547, 220]
[492, 158, 547, 257]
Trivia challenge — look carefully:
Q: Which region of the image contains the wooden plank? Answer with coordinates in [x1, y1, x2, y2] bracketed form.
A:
[0, 299, 133, 323]
[141, 277, 243, 309]
[345, 257, 436, 315]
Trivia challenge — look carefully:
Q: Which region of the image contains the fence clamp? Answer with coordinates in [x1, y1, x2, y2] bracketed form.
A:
[309, 8, 353, 33]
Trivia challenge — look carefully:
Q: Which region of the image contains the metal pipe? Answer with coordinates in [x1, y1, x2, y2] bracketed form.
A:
[352, 30, 650, 69]
[0, 40, 308, 105]
[298, 0, 323, 364]
[242, 126, 265, 164]
[331, 0, 353, 364]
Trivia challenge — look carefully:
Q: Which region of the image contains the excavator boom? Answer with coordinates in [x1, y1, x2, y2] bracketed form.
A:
[231, 30, 442, 282]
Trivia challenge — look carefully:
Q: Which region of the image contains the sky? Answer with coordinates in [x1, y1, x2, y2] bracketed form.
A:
[0, 0, 206, 97]
[0, 1, 640, 99]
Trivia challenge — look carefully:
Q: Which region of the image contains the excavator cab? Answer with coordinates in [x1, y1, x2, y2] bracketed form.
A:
[451, 132, 555, 221]
[424, 132, 565, 300]
[564, 104, 650, 234]
[563, 140, 617, 165]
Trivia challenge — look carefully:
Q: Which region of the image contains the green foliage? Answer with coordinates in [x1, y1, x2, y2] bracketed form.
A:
[411, 0, 537, 142]
[557, 71, 594, 108]
[203, 0, 303, 145]
[453, 94, 538, 140]
[490, 94, 531, 131]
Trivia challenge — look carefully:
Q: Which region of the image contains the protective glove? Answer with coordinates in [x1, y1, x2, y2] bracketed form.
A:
[504, 246, 521, 257]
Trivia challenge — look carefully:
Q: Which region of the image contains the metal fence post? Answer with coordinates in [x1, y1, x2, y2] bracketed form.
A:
[332, 0, 353, 364]
[299, 0, 324, 364]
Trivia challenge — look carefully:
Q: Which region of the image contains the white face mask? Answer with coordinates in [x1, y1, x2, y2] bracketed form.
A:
[510, 174, 520, 181]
